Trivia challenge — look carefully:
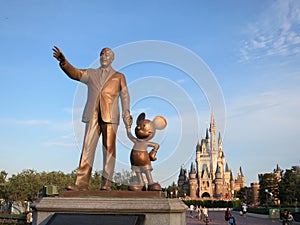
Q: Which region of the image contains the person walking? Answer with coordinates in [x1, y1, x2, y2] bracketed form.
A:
[228, 215, 236, 225]
[225, 208, 231, 222]
[242, 203, 247, 217]
[189, 204, 195, 218]
[282, 209, 288, 225]
[197, 205, 203, 221]
[287, 211, 294, 225]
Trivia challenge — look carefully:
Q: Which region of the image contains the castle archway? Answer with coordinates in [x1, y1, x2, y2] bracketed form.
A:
[201, 192, 210, 198]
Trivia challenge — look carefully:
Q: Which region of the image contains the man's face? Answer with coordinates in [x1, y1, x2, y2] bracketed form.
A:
[100, 48, 114, 68]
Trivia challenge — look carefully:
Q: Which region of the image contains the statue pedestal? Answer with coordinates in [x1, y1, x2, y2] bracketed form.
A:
[31, 191, 187, 225]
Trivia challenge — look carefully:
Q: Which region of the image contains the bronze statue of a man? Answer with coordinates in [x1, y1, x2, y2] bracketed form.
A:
[53, 46, 131, 191]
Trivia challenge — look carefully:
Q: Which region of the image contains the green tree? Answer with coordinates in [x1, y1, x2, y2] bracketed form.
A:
[0, 170, 7, 183]
[279, 166, 300, 205]
[39, 170, 76, 191]
[0, 170, 9, 199]
[89, 170, 102, 190]
[258, 173, 279, 207]
[7, 169, 42, 201]
[4, 169, 77, 201]
[236, 187, 252, 204]
[166, 181, 180, 198]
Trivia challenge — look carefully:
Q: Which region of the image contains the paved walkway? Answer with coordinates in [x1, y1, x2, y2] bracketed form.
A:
[185, 210, 297, 225]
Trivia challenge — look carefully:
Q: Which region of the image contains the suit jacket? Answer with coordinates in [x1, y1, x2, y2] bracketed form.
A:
[60, 61, 130, 124]
[81, 67, 130, 123]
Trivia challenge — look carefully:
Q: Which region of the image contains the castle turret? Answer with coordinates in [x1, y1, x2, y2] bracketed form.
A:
[214, 163, 223, 198]
[273, 164, 282, 181]
[178, 165, 186, 187]
[251, 182, 260, 206]
[224, 162, 231, 184]
[189, 162, 198, 198]
[235, 166, 246, 191]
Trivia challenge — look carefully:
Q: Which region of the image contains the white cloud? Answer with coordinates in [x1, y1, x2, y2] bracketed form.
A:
[44, 141, 76, 148]
[227, 91, 281, 119]
[12, 118, 73, 131]
[16, 119, 51, 125]
[240, 0, 300, 61]
[63, 107, 83, 115]
[43, 133, 79, 150]
[176, 79, 187, 84]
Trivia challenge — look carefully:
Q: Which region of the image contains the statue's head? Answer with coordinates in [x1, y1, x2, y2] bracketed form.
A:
[100, 48, 114, 68]
[134, 113, 167, 141]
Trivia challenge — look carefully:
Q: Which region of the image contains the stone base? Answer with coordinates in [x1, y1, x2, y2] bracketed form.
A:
[31, 191, 187, 225]
[59, 190, 164, 198]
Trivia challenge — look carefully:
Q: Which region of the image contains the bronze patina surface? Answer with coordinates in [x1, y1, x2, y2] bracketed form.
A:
[53, 47, 131, 191]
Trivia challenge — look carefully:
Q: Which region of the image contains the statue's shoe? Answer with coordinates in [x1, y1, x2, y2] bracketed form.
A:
[101, 179, 112, 191]
[148, 183, 162, 191]
[128, 184, 144, 191]
[101, 185, 112, 191]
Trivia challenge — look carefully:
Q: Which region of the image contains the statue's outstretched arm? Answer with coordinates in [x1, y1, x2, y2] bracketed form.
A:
[52, 46, 86, 81]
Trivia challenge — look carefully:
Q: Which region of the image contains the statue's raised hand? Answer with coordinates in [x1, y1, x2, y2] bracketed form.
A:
[52, 46, 66, 63]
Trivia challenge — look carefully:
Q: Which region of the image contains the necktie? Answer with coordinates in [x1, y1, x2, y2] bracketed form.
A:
[101, 68, 109, 86]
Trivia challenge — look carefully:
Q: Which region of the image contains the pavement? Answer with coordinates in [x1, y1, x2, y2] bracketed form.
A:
[185, 210, 299, 225]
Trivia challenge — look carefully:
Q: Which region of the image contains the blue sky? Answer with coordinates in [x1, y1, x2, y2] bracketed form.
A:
[1, 0, 300, 187]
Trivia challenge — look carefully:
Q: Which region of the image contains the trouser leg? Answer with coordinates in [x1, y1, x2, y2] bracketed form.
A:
[135, 172, 144, 185]
[75, 114, 100, 188]
[101, 123, 118, 189]
[145, 170, 154, 184]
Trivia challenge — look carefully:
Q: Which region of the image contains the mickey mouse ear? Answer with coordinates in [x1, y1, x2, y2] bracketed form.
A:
[136, 112, 146, 125]
[153, 116, 167, 130]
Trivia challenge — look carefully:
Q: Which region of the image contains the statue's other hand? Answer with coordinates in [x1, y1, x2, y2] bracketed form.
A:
[128, 115, 133, 127]
[124, 114, 133, 128]
[149, 149, 157, 161]
[52, 46, 65, 63]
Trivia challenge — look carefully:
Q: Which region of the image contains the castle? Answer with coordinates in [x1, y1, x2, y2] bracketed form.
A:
[178, 112, 246, 199]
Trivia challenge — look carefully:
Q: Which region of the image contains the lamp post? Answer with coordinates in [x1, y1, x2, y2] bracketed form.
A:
[265, 189, 268, 208]
[269, 193, 273, 203]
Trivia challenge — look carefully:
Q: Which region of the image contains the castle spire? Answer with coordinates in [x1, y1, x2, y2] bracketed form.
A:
[190, 162, 196, 175]
[230, 170, 234, 181]
[206, 128, 209, 139]
[209, 110, 216, 151]
[218, 132, 222, 148]
[225, 162, 230, 172]
[196, 140, 201, 152]
[274, 163, 281, 173]
[238, 166, 244, 177]
[210, 110, 216, 129]
[179, 165, 185, 176]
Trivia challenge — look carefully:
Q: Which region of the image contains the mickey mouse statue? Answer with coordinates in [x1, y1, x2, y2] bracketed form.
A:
[126, 112, 167, 191]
